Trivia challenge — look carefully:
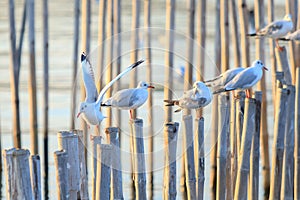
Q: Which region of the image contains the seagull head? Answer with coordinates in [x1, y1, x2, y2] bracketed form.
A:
[137, 81, 155, 89]
[283, 14, 292, 21]
[77, 102, 88, 118]
[252, 60, 268, 71]
[192, 81, 207, 96]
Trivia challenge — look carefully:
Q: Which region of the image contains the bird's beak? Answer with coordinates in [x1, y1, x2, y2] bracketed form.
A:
[148, 85, 155, 89]
[77, 112, 81, 118]
[263, 66, 268, 71]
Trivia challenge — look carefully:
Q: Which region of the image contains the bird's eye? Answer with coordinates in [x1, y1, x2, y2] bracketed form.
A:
[85, 105, 87, 108]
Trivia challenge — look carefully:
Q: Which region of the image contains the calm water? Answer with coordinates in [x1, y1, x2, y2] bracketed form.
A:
[0, 0, 288, 199]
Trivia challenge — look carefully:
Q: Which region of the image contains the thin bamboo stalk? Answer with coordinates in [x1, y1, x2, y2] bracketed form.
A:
[30, 155, 41, 200]
[230, 95, 237, 196]
[229, 0, 241, 67]
[296, 3, 300, 69]
[196, 0, 206, 82]
[220, 0, 229, 73]
[234, 98, 257, 200]
[295, 67, 300, 199]
[238, 0, 250, 67]
[28, 0, 38, 155]
[53, 150, 69, 200]
[91, 135, 102, 200]
[216, 94, 229, 200]
[236, 91, 246, 164]
[275, 47, 292, 85]
[196, 117, 205, 200]
[17, 0, 27, 73]
[269, 88, 288, 199]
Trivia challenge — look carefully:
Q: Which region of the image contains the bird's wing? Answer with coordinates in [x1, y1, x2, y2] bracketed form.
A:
[105, 88, 136, 107]
[286, 30, 300, 40]
[204, 75, 222, 87]
[258, 21, 283, 36]
[81, 54, 98, 103]
[223, 67, 245, 85]
[96, 59, 144, 107]
[225, 68, 258, 90]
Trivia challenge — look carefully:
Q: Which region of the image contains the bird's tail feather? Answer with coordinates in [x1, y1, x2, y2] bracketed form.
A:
[101, 103, 111, 107]
[164, 100, 179, 106]
[247, 33, 257, 37]
[213, 88, 227, 95]
[278, 37, 289, 41]
[204, 76, 221, 87]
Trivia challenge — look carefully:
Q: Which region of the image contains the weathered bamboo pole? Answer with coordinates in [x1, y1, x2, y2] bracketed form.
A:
[230, 95, 237, 196]
[275, 47, 292, 85]
[163, 122, 179, 200]
[164, 0, 175, 122]
[3, 148, 32, 199]
[70, 0, 80, 129]
[296, 4, 300, 70]
[30, 155, 41, 200]
[130, 118, 147, 199]
[182, 115, 197, 200]
[229, 0, 241, 67]
[42, 0, 49, 198]
[74, 130, 89, 199]
[269, 88, 288, 199]
[57, 131, 80, 199]
[130, 0, 141, 119]
[295, 67, 300, 199]
[28, 0, 38, 155]
[216, 94, 229, 200]
[8, 0, 21, 148]
[280, 86, 295, 200]
[53, 150, 69, 200]
[95, 144, 112, 200]
[220, 0, 229, 73]
[234, 98, 257, 200]
[196, 117, 205, 200]
[91, 135, 102, 200]
[249, 92, 262, 200]
[238, 0, 250, 67]
[17, 0, 27, 69]
[235, 91, 246, 164]
[106, 127, 124, 200]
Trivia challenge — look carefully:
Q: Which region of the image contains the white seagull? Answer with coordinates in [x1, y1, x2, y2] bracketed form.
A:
[77, 53, 144, 126]
[204, 67, 245, 87]
[101, 81, 155, 119]
[213, 60, 268, 98]
[279, 29, 300, 41]
[164, 81, 212, 112]
[247, 14, 293, 51]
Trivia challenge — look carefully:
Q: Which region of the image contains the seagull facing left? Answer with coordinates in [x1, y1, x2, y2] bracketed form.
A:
[77, 53, 144, 126]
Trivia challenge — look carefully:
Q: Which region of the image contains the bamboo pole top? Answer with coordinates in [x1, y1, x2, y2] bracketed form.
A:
[105, 127, 119, 134]
[195, 116, 204, 121]
[165, 122, 179, 133]
[183, 114, 193, 121]
[3, 148, 30, 157]
[57, 131, 77, 138]
[244, 97, 256, 103]
[129, 118, 143, 126]
[53, 149, 67, 156]
[72, 129, 83, 137]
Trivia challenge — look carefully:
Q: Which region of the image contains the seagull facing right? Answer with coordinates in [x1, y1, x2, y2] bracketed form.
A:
[213, 60, 268, 98]
[247, 14, 293, 51]
[204, 67, 245, 87]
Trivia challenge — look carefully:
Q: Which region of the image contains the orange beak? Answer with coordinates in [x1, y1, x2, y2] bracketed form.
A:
[263, 66, 268, 71]
[148, 85, 155, 89]
[77, 112, 81, 118]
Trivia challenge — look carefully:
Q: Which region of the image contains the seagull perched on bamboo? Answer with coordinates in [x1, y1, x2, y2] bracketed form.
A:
[247, 14, 293, 51]
[204, 67, 245, 87]
[164, 81, 212, 112]
[77, 53, 144, 126]
[213, 60, 268, 98]
[101, 81, 155, 119]
[279, 29, 300, 41]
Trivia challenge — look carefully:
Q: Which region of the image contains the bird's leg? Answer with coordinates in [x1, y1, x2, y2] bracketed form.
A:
[129, 110, 133, 120]
[275, 39, 284, 51]
[246, 89, 251, 98]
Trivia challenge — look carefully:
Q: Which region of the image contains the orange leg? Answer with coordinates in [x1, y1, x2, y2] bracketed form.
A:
[275, 39, 284, 51]
[246, 89, 251, 98]
[129, 110, 133, 119]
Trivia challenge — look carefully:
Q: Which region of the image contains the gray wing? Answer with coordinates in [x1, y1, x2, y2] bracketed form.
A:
[225, 68, 258, 90]
[258, 21, 283, 36]
[107, 89, 136, 107]
[81, 58, 98, 103]
[223, 67, 245, 85]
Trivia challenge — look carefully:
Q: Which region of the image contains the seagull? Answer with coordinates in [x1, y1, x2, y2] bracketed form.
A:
[77, 53, 144, 126]
[204, 67, 245, 87]
[279, 29, 300, 41]
[164, 81, 212, 112]
[101, 81, 155, 119]
[247, 14, 293, 51]
[213, 60, 268, 98]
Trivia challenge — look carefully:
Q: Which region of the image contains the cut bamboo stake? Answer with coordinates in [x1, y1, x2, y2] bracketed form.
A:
[73, 130, 89, 199]
[91, 135, 102, 200]
[42, 0, 49, 198]
[70, 0, 80, 129]
[295, 67, 300, 199]
[53, 150, 69, 200]
[196, 117, 205, 200]
[57, 131, 80, 199]
[238, 0, 250, 67]
[3, 148, 32, 199]
[28, 0, 38, 155]
[106, 127, 124, 200]
[95, 144, 112, 200]
[275, 47, 292, 85]
[269, 88, 288, 199]
[220, 0, 229, 73]
[280, 86, 295, 200]
[235, 91, 246, 163]
[249, 92, 262, 200]
[163, 122, 179, 200]
[229, 0, 241, 67]
[230, 95, 237, 195]
[130, 118, 147, 199]
[30, 155, 41, 200]
[234, 98, 257, 200]
[216, 94, 229, 200]
[182, 115, 197, 200]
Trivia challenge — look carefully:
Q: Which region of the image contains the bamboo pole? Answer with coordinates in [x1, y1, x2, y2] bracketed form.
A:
[275, 47, 292, 85]
[182, 115, 197, 200]
[57, 131, 80, 199]
[249, 92, 262, 200]
[229, 0, 241, 67]
[196, 0, 206, 82]
[144, 0, 154, 198]
[3, 148, 32, 199]
[53, 150, 69, 200]
[95, 144, 112, 200]
[164, 0, 175, 122]
[163, 122, 179, 200]
[42, 0, 49, 198]
[269, 88, 288, 199]
[280, 86, 295, 200]
[234, 98, 257, 200]
[295, 67, 300, 199]
[30, 155, 41, 200]
[238, 0, 250, 67]
[70, 0, 80, 129]
[196, 117, 205, 200]
[296, 3, 300, 70]
[230, 95, 237, 196]
[106, 127, 124, 200]
[28, 0, 38, 155]
[220, 0, 229, 72]
[235, 91, 246, 163]
[91, 135, 102, 200]
[216, 94, 229, 200]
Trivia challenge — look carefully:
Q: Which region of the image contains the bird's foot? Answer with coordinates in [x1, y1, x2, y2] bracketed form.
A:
[278, 46, 284, 52]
